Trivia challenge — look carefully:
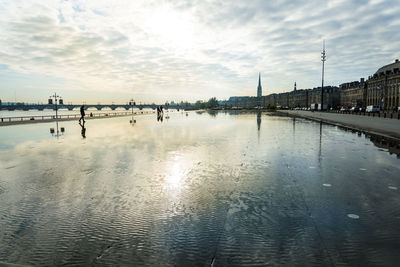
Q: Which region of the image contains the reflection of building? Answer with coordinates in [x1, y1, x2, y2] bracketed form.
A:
[257, 111, 261, 131]
[340, 78, 367, 108]
[367, 59, 400, 111]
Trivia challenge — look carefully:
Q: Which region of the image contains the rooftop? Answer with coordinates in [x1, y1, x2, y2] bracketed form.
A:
[375, 59, 400, 74]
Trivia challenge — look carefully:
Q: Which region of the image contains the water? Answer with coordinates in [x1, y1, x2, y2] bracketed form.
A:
[0, 111, 399, 266]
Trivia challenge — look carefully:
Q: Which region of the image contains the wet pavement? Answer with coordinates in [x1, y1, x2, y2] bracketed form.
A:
[0, 111, 399, 266]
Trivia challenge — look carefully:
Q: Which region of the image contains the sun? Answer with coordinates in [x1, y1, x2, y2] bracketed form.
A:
[144, 5, 197, 51]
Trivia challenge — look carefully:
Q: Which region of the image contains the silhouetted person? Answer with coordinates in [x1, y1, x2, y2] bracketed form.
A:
[160, 105, 164, 115]
[79, 105, 85, 124]
[80, 121, 86, 138]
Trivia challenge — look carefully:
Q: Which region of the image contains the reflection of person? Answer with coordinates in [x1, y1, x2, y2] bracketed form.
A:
[157, 112, 163, 122]
[79, 105, 85, 124]
[80, 121, 86, 138]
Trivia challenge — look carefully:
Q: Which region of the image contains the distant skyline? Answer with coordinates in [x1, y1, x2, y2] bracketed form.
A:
[0, 0, 399, 103]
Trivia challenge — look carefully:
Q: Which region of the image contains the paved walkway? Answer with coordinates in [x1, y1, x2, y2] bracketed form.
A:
[281, 110, 400, 140]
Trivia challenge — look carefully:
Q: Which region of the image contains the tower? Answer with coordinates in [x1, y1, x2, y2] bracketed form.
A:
[257, 73, 262, 98]
[294, 82, 297, 91]
[321, 40, 326, 110]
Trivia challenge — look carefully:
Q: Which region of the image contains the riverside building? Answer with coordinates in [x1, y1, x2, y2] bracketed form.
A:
[367, 59, 400, 111]
[227, 60, 400, 111]
[340, 78, 367, 108]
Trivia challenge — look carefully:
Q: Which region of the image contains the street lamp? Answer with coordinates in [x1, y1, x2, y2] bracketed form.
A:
[48, 92, 62, 119]
[129, 99, 136, 114]
[129, 99, 136, 124]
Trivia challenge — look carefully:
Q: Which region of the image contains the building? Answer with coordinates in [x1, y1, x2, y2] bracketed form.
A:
[275, 92, 289, 108]
[257, 73, 262, 98]
[262, 94, 276, 108]
[226, 61, 400, 111]
[307, 86, 341, 109]
[288, 89, 309, 108]
[340, 78, 367, 108]
[227, 96, 258, 108]
[367, 59, 400, 111]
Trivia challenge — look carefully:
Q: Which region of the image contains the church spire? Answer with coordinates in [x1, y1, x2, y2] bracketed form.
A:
[257, 72, 262, 97]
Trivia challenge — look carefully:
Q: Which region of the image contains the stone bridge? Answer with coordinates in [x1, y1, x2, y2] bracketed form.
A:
[0, 103, 182, 111]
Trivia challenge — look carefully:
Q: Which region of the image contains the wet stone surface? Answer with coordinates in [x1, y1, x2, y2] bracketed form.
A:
[0, 111, 399, 266]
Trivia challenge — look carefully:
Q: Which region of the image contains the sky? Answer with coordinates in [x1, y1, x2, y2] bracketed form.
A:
[0, 0, 399, 104]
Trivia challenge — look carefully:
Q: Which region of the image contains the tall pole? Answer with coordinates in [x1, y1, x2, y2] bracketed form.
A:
[49, 92, 61, 135]
[130, 99, 134, 114]
[50, 92, 61, 119]
[55, 92, 58, 119]
[321, 40, 326, 111]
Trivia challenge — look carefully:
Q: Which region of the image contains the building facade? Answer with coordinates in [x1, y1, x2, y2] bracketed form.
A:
[288, 89, 308, 108]
[340, 78, 367, 108]
[367, 59, 400, 111]
[262, 94, 276, 108]
[227, 61, 400, 111]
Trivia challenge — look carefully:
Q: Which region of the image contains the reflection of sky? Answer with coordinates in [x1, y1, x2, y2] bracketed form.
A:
[1, 111, 400, 265]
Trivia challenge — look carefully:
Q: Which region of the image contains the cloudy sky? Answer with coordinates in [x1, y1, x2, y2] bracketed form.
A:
[0, 0, 399, 104]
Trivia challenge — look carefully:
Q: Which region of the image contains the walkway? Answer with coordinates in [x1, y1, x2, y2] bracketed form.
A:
[281, 110, 400, 141]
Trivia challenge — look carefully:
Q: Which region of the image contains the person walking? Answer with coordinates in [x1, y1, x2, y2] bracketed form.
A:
[79, 105, 85, 124]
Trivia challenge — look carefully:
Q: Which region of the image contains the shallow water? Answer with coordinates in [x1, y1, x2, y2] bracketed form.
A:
[0, 107, 155, 119]
[0, 111, 399, 266]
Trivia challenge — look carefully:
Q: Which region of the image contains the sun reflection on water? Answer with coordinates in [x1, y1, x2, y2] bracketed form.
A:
[165, 156, 187, 189]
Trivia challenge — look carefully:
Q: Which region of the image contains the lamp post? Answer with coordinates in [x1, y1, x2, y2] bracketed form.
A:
[48, 92, 64, 138]
[129, 99, 136, 114]
[129, 99, 136, 124]
[321, 41, 326, 111]
[49, 92, 62, 119]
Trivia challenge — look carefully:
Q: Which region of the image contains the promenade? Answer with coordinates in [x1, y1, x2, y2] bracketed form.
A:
[281, 110, 400, 141]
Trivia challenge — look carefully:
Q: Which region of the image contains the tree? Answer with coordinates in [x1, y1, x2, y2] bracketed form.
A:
[194, 100, 206, 109]
[207, 97, 219, 108]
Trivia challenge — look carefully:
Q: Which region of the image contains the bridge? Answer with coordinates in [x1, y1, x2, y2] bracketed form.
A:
[0, 103, 183, 111]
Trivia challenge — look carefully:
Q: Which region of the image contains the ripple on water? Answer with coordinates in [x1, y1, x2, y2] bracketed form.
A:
[1, 112, 400, 266]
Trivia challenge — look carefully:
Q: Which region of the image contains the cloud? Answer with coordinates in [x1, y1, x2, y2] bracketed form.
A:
[0, 0, 399, 102]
